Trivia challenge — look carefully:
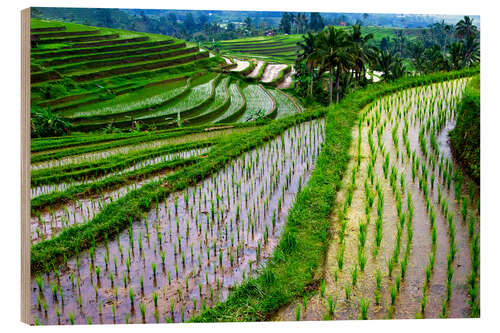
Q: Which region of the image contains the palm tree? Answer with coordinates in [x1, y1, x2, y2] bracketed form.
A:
[297, 32, 320, 96]
[393, 30, 407, 56]
[348, 23, 377, 86]
[375, 51, 406, 81]
[448, 42, 464, 70]
[456, 16, 478, 40]
[376, 51, 394, 80]
[423, 44, 449, 72]
[461, 35, 480, 67]
[316, 26, 354, 104]
[294, 13, 308, 34]
[408, 39, 425, 72]
[390, 58, 408, 80]
[444, 23, 455, 50]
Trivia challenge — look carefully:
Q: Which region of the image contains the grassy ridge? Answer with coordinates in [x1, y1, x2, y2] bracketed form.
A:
[450, 75, 480, 183]
[32, 140, 214, 186]
[31, 121, 258, 154]
[190, 66, 479, 322]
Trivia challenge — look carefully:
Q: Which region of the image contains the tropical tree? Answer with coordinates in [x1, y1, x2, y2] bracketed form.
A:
[461, 35, 480, 67]
[448, 41, 464, 70]
[393, 30, 407, 56]
[422, 44, 450, 72]
[294, 13, 308, 34]
[297, 32, 321, 96]
[316, 26, 354, 104]
[456, 16, 478, 40]
[408, 39, 426, 72]
[348, 23, 377, 86]
[375, 51, 407, 81]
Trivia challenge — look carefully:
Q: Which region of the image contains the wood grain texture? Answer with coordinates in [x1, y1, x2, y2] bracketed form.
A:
[21, 7, 31, 325]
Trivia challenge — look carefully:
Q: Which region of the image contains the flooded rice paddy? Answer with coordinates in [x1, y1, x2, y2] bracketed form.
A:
[274, 78, 479, 321]
[30, 118, 325, 324]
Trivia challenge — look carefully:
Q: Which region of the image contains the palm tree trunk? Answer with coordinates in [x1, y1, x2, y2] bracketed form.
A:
[329, 66, 333, 105]
[335, 65, 341, 103]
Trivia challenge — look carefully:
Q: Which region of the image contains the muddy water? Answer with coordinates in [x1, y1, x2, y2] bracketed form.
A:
[261, 64, 287, 83]
[277, 67, 295, 89]
[247, 60, 265, 78]
[31, 147, 210, 198]
[230, 59, 250, 72]
[30, 119, 325, 325]
[31, 168, 178, 244]
[274, 78, 479, 321]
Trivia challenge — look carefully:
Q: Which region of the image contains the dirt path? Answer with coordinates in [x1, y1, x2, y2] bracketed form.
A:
[261, 64, 287, 83]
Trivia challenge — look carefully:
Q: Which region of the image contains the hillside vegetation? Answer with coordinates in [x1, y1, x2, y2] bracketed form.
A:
[30, 19, 304, 135]
[450, 75, 480, 183]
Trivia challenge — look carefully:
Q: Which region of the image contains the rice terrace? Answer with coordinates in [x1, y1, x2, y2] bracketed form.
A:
[26, 7, 480, 325]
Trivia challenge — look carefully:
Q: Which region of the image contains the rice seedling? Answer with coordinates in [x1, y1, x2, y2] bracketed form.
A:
[153, 291, 158, 307]
[35, 276, 44, 292]
[358, 249, 367, 272]
[320, 279, 325, 298]
[440, 298, 448, 318]
[468, 215, 476, 239]
[387, 257, 394, 278]
[139, 302, 146, 322]
[351, 266, 358, 287]
[129, 287, 135, 309]
[359, 297, 370, 320]
[344, 284, 351, 300]
[336, 244, 345, 271]
[358, 221, 367, 248]
[295, 304, 301, 321]
[462, 198, 468, 221]
[327, 295, 336, 317]
[420, 294, 427, 314]
[390, 284, 397, 305]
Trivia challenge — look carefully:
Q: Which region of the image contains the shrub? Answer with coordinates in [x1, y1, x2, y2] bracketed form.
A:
[30, 106, 72, 138]
[449, 75, 480, 183]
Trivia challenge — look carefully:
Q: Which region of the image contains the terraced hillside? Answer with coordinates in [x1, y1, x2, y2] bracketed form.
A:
[29, 108, 325, 324]
[205, 27, 424, 65]
[205, 35, 303, 64]
[29, 22, 479, 324]
[31, 19, 303, 133]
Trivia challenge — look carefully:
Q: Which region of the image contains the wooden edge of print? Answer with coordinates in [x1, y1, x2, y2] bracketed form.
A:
[21, 7, 31, 325]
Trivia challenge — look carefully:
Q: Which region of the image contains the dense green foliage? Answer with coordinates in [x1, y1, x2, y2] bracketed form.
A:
[294, 17, 479, 105]
[450, 75, 480, 183]
[31, 107, 72, 138]
[32, 7, 472, 42]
